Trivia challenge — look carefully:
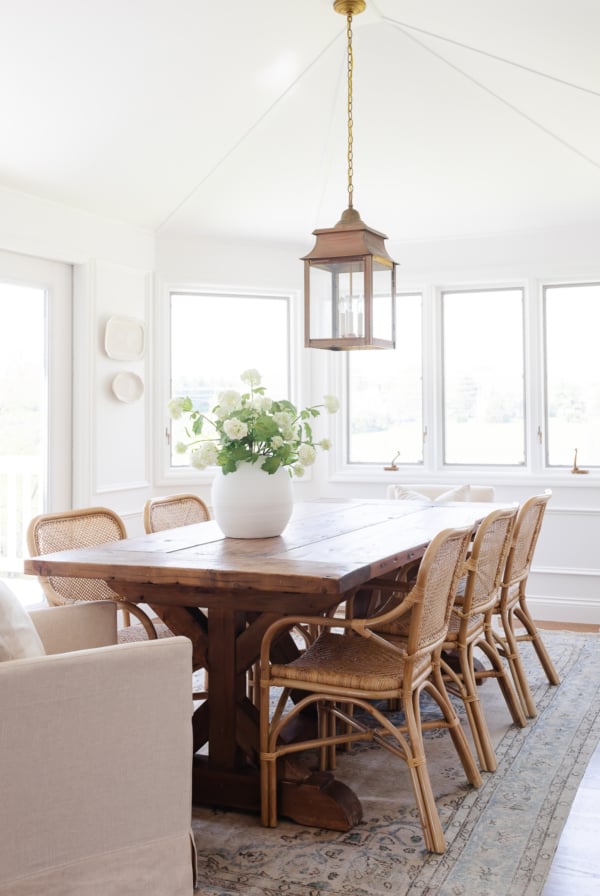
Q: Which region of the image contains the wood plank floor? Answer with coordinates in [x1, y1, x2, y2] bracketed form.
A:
[538, 621, 600, 894]
[542, 738, 600, 894]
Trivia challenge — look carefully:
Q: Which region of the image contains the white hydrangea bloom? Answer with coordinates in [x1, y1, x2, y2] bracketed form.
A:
[271, 436, 284, 449]
[223, 418, 248, 440]
[190, 442, 219, 469]
[298, 444, 316, 466]
[318, 438, 331, 451]
[293, 464, 305, 477]
[273, 411, 293, 428]
[199, 442, 219, 466]
[168, 397, 187, 419]
[241, 368, 261, 387]
[323, 394, 340, 414]
[215, 390, 242, 419]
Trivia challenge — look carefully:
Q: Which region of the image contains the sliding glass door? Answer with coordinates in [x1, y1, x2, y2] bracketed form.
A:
[0, 250, 72, 605]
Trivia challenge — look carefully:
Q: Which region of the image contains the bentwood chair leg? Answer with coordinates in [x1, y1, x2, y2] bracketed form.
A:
[427, 668, 482, 787]
[120, 607, 131, 627]
[410, 763, 447, 854]
[317, 701, 336, 770]
[446, 645, 497, 773]
[480, 621, 527, 729]
[514, 602, 561, 686]
[403, 692, 447, 854]
[500, 608, 538, 718]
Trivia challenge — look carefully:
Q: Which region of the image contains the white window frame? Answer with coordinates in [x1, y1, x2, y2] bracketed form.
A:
[154, 283, 301, 487]
[542, 280, 600, 471]
[0, 249, 72, 510]
[344, 290, 426, 468]
[329, 275, 600, 487]
[439, 284, 527, 469]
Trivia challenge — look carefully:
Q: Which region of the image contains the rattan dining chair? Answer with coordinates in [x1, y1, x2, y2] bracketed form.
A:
[27, 507, 163, 640]
[259, 525, 480, 854]
[143, 493, 210, 533]
[143, 493, 211, 700]
[440, 506, 527, 771]
[488, 491, 559, 718]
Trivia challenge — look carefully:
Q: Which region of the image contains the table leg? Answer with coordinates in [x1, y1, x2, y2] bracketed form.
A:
[152, 598, 363, 830]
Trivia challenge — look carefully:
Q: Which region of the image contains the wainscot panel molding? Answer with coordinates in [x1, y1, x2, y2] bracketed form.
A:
[73, 261, 153, 511]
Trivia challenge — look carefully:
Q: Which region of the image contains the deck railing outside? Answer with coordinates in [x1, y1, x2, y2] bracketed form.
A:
[0, 455, 43, 585]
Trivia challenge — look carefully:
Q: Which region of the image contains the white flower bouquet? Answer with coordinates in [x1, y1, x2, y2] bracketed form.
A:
[169, 368, 339, 476]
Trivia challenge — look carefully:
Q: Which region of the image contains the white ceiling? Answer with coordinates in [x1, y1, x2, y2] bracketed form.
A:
[2, 0, 599, 249]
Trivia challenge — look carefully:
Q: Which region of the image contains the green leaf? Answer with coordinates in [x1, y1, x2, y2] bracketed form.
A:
[273, 399, 297, 416]
[253, 415, 279, 440]
[261, 455, 281, 474]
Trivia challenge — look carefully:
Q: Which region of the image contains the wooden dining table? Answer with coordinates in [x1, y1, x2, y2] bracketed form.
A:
[24, 498, 503, 831]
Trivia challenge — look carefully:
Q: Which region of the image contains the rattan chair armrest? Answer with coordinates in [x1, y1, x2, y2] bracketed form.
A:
[117, 601, 159, 639]
[259, 612, 356, 668]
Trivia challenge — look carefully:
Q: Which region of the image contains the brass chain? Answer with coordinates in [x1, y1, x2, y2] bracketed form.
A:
[346, 13, 354, 208]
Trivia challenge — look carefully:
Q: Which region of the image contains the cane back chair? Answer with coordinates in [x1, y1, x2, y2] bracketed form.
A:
[143, 493, 210, 533]
[143, 493, 211, 699]
[489, 491, 559, 718]
[259, 525, 480, 854]
[27, 507, 161, 640]
[441, 506, 527, 771]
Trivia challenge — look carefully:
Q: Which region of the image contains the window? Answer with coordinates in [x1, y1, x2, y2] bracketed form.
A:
[442, 288, 525, 466]
[168, 290, 291, 468]
[347, 293, 423, 465]
[0, 250, 71, 605]
[544, 282, 600, 468]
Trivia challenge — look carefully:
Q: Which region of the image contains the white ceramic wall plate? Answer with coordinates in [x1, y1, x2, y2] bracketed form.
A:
[111, 371, 144, 403]
[104, 316, 145, 360]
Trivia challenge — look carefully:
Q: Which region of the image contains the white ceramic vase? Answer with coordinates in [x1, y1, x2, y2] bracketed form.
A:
[210, 461, 294, 538]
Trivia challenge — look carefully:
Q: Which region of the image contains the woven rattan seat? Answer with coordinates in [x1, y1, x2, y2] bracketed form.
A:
[143, 493, 210, 533]
[489, 492, 559, 718]
[440, 506, 526, 771]
[259, 525, 480, 854]
[26, 507, 162, 640]
[274, 631, 433, 690]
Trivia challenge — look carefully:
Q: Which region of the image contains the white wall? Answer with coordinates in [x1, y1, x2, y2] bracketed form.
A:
[0, 186, 155, 535]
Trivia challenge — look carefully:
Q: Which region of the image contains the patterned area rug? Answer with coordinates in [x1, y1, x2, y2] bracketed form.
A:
[192, 630, 600, 895]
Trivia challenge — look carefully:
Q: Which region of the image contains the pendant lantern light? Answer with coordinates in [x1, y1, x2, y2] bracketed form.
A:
[303, 0, 396, 350]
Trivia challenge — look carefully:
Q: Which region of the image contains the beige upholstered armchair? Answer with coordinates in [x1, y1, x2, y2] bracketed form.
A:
[0, 599, 196, 895]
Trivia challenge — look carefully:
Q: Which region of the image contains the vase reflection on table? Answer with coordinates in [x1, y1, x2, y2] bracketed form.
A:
[168, 368, 339, 539]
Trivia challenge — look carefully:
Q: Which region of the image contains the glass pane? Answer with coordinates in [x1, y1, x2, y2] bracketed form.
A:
[545, 282, 600, 467]
[372, 267, 394, 343]
[348, 293, 422, 464]
[443, 288, 525, 465]
[337, 268, 365, 338]
[170, 292, 290, 467]
[0, 284, 45, 604]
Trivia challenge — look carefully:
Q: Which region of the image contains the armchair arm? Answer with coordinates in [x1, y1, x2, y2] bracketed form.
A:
[260, 591, 418, 670]
[29, 600, 118, 653]
[0, 636, 195, 895]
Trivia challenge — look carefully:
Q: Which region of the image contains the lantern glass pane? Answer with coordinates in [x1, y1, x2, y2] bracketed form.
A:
[337, 268, 365, 338]
[308, 260, 365, 340]
[373, 267, 394, 342]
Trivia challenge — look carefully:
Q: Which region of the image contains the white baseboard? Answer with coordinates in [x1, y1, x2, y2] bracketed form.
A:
[527, 595, 600, 626]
